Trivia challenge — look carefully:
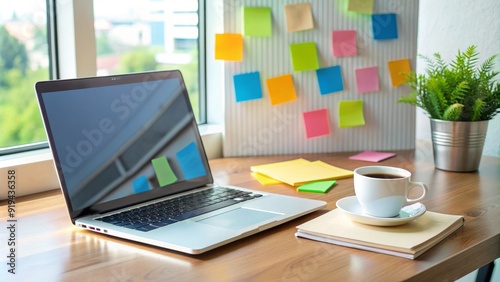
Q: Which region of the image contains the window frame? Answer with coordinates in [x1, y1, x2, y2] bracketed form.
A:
[0, 0, 225, 200]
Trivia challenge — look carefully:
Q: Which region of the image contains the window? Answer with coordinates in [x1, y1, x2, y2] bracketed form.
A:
[0, 0, 51, 152]
[93, 0, 204, 122]
[0, 0, 205, 154]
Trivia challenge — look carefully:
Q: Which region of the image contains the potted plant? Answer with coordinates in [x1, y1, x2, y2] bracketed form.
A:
[398, 45, 500, 172]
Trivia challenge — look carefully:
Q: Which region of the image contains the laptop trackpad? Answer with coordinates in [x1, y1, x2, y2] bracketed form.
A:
[197, 208, 280, 230]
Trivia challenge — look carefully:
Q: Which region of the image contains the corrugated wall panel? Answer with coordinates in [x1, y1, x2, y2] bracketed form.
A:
[222, 0, 419, 157]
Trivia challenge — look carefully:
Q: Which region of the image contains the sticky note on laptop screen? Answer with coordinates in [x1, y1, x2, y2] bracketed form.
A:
[176, 141, 207, 180]
[132, 175, 152, 193]
[151, 156, 178, 187]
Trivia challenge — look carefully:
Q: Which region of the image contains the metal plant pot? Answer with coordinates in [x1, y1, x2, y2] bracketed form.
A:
[430, 119, 489, 172]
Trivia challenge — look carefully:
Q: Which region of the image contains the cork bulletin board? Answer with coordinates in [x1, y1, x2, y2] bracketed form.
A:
[216, 0, 419, 157]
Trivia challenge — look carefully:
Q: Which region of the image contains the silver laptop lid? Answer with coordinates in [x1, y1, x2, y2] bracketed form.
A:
[35, 70, 213, 223]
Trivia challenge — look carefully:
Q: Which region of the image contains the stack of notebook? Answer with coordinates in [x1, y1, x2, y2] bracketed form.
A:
[295, 209, 464, 259]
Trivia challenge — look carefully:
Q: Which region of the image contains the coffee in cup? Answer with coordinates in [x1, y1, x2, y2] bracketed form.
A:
[353, 166, 428, 217]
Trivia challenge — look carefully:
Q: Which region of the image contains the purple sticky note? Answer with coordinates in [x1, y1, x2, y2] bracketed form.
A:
[355, 66, 379, 93]
[349, 151, 396, 162]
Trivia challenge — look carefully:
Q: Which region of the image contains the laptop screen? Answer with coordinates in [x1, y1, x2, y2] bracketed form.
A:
[36, 71, 213, 220]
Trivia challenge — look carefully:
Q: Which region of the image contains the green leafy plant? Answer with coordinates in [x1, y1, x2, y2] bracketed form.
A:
[398, 45, 500, 121]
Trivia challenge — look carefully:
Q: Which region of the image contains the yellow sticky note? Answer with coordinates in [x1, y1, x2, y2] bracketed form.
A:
[348, 0, 374, 14]
[215, 33, 243, 61]
[338, 100, 365, 128]
[388, 58, 411, 87]
[251, 158, 353, 187]
[266, 74, 297, 105]
[284, 3, 314, 32]
[251, 172, 282, 186]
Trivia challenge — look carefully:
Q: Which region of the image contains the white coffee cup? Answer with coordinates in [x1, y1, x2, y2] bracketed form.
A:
[353, 166, 428, 218]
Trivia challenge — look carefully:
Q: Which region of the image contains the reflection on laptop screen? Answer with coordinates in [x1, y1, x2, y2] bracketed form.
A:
[38, 72, 210, 212]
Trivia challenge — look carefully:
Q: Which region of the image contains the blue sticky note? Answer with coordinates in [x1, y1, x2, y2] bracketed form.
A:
[372, 13, 398, 40]
[316, 66, 344, 95]
[233, 72, 263, 102]
[176, 142, 207, 180]
[132, 175, 150, 194]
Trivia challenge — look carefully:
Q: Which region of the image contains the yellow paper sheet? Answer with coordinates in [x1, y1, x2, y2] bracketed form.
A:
[251, 159, 353, 187]
[251, 172, 282, 186]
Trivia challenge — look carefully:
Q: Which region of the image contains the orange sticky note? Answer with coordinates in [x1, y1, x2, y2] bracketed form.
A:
[388, 58, 411, 87]
[266, 74, 297, 105]
[215, 33, 243, 61]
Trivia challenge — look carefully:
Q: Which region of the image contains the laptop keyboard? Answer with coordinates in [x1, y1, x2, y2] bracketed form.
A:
[96, 187, 263, 232]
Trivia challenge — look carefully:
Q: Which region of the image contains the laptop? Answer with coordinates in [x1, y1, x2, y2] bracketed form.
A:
[35, 70, 326, 254]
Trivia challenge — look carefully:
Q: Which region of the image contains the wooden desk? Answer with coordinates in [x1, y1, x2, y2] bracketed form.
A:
[2, 142, 500, 281]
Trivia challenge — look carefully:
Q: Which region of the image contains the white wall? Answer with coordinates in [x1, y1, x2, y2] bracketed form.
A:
[221, 0, 419, 157]
[417, 0, 500, 157]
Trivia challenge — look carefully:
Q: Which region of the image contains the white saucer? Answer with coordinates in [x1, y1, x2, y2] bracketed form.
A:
[336, 196, 426, 226]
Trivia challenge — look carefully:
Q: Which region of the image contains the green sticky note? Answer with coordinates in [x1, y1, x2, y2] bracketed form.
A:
[297, 180, 336, 193]
[290, 42, 319, 72]
[338, 100, 366, 128]
[243, 7, 272, 37]
[151, 156, 178, 187]
[348, 0, 374, 14]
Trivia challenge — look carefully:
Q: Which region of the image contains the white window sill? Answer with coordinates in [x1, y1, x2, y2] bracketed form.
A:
[0, 124, 223, 199]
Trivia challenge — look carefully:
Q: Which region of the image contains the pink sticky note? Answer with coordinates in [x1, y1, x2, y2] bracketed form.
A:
[303, 108, 331, 139]
[355, 66, 379, 93]
[349, 151, 396, 162]
[332, 30, 357, 57]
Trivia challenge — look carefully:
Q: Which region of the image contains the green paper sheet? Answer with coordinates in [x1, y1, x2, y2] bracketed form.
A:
[298, 180, 336, 193]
